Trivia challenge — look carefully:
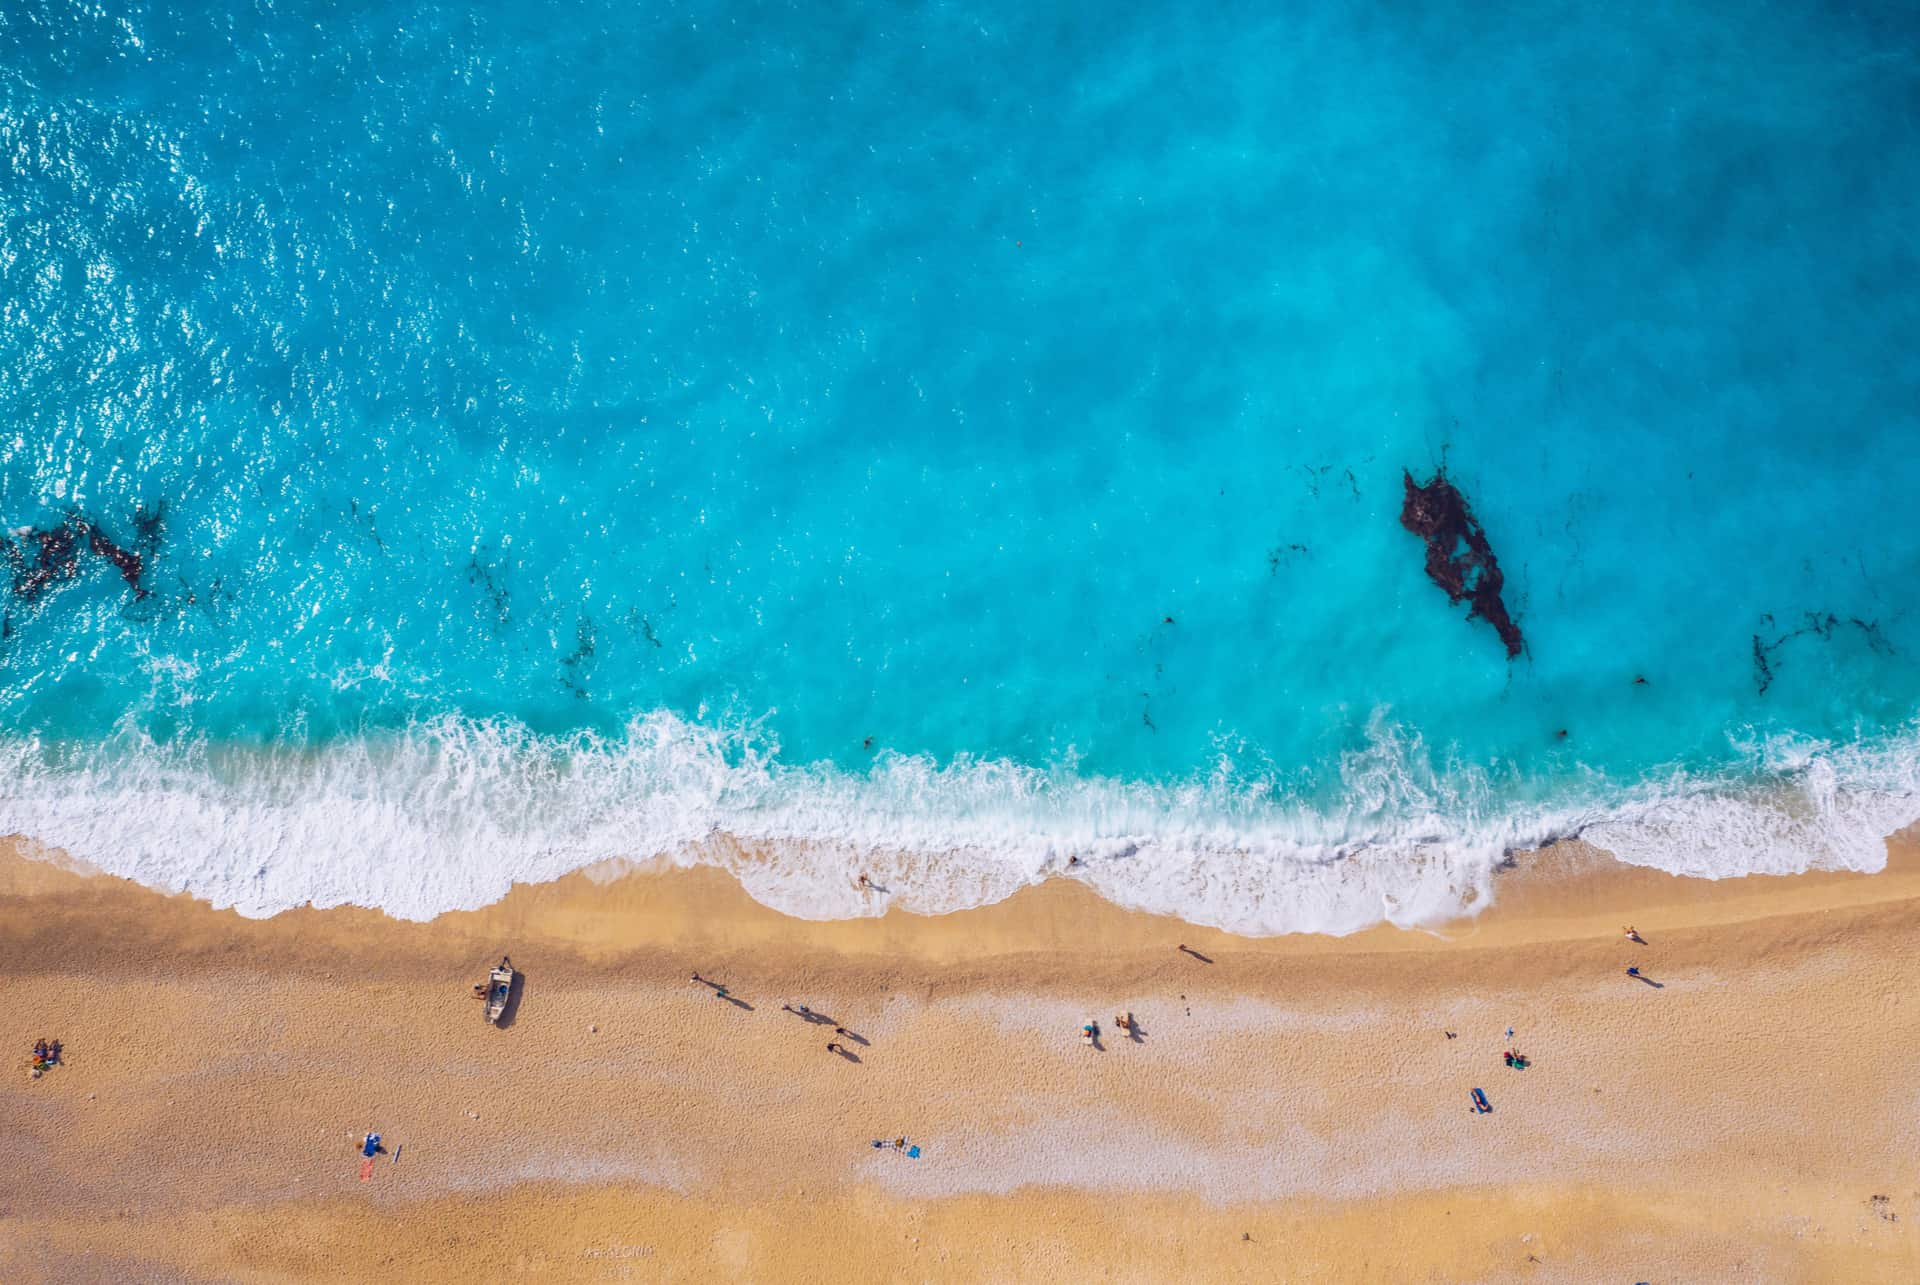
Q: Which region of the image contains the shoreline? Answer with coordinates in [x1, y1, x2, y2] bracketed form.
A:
[10, 828, 1920, 967]
[8, 706, 1915, 934]
[5, 834, 1920, 1281]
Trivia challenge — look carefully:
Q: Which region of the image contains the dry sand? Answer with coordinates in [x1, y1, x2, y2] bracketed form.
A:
[4, 835, 1919, 1283]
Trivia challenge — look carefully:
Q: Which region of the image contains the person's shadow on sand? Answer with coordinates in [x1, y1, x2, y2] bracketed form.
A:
[785, 1007, 837, 1026]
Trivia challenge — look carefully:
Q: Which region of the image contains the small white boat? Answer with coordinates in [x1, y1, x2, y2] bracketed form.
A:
[483, 956, 515, 1024]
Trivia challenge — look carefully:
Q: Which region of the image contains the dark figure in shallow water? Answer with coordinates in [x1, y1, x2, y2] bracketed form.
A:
[1397, 469, 1523, 657]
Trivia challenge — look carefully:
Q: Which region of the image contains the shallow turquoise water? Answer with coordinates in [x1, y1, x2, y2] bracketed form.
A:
[1, 0, 1916, 926]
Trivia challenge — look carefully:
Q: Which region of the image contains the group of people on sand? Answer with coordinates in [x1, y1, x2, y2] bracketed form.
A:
[1080, 1011, 1140, 1046]
[1490, 928, 1649, 1072]
[780, 1001, 856, 1053]
[693, 974, 864, 1057]
[29, 1038, 62, 1076]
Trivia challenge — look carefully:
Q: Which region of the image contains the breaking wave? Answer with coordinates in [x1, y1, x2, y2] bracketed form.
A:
[0, 710, 1914, 934]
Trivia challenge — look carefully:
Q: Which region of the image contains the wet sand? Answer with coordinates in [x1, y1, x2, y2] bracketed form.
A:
[4, 836, 1919, 1282]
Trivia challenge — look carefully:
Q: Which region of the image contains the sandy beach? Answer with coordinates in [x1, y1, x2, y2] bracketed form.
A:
[5, 835, 1919, 1283]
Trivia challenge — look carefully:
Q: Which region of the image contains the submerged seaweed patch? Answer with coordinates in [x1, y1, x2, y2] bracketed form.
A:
[560, 613, 598, 697]
[1751, 611, 1893, 695]
[1398, 469, 1523, 658]
[1, 507, 161, 604]
[465, 545, 513, 629]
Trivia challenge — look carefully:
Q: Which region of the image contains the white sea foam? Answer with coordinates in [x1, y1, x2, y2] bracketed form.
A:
[0, 710, 1912, 933]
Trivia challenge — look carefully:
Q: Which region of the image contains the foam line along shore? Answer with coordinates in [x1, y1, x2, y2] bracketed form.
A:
[0, 710, 1913, 932]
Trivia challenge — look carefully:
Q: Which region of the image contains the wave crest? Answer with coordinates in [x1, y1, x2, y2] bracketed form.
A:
[0, 711, 1913, 933]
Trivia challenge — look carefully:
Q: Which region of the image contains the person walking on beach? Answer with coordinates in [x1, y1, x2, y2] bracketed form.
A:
[1624, 926, 1644, 943]
[1626, 965, 1641, 978]
[827, 1042, 845, 1054]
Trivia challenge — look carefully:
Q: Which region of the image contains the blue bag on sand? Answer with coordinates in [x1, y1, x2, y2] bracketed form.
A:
[907, 1146, 921, 1158]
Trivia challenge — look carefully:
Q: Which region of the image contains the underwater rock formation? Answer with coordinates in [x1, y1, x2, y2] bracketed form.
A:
[1398, 469, 1523, 658]
[2, 510, 157, 602]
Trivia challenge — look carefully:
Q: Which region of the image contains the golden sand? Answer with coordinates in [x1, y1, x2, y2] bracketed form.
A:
[4, 836, 1919, 1282]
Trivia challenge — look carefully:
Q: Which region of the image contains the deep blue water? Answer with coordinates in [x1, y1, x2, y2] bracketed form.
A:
[1, 0, 1917, 926]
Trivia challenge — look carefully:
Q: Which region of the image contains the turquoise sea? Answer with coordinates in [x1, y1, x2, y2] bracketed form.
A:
[2, 0, 1916, 928]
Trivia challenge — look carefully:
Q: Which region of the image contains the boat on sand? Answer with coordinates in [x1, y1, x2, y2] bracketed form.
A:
[478, 956, 515, 1024]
